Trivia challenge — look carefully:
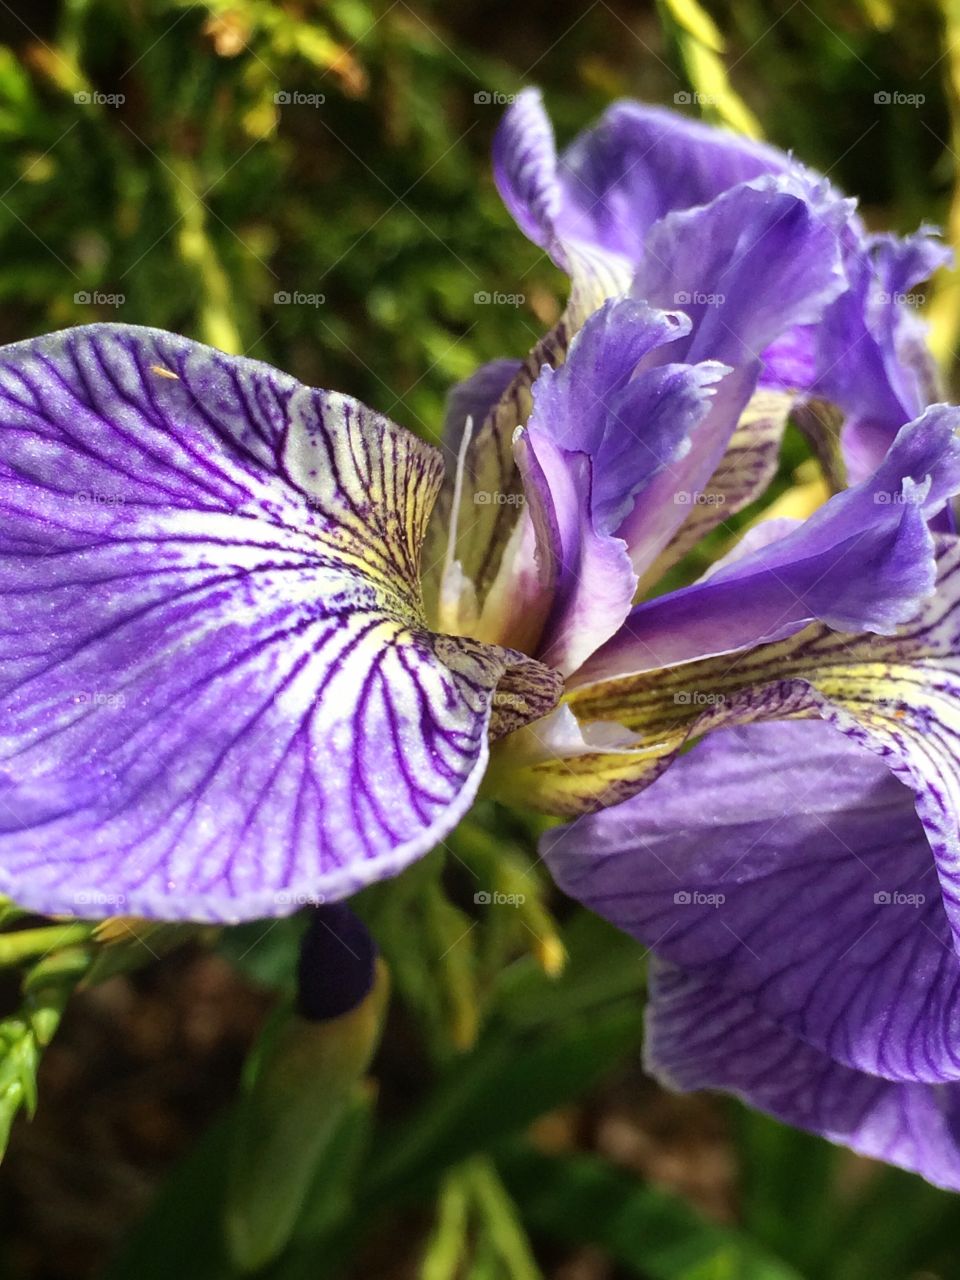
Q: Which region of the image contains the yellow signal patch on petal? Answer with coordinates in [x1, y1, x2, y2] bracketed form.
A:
[490, 535, 960, 818]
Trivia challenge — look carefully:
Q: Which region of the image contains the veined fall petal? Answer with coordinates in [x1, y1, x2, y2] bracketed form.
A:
[544, 720, 960, 1083]
[0, 325, 559, 921]
[646, 959, 960, 1192]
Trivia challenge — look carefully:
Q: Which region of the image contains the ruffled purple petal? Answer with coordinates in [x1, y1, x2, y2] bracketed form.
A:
[610, 177, 849, 574]
[816, 230, 951, 482]
[503, 298, 725, 673]
[0, 324, 559, 922]
[495, 90, 793, 266]
[545, 719, 960, 1083]
[583, 405, 960, 679]
[647, 959, 960, 1191]
[634, 174, 850, 368]
[528, 298, 727, 534]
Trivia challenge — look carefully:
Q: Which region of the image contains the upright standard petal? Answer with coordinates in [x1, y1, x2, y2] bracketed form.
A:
[816, 230, 951, 482]
[485, 299, 725, 674]
[616, 176, 849, 574]
[494, 90, 946, 497]
[0, 325, 560, 921]
[494, 90, 792, 266]
[527, 299, 727, 534]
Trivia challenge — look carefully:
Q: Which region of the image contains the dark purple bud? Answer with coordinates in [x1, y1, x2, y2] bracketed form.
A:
[296, 903, 377, 1022]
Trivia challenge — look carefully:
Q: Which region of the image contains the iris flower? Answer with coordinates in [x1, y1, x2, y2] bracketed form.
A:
[3, 89, 960, 1188]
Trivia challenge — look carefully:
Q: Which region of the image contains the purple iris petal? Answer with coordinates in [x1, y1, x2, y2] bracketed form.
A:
[514, 428, 637, 677]
[633, 174, 849, 369]
[582, 404, 960, 680]
[528, 298, 727, 533]
[817, 230, 951, 482]
[442, 357, 523, 451]
[614, 178, 849, 574]
[647, 960, 960, 1192]
[494, 88, 793, 267]
[512, 173, 852, 674]
[544, 719, 960, 1085]
[512, 298, 724, 674]
[0, 324, 558, 922]
[495, 89, 947, 491]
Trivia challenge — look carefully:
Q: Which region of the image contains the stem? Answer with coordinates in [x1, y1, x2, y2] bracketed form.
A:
[0, 923, 95, 967]
[466, 1156, 543, 1280]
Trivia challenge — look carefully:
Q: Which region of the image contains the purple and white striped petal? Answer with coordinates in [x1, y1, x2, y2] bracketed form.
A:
[0, 325, 559, 922]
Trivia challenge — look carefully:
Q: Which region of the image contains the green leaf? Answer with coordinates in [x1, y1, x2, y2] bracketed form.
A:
[363, 1004, 643, 1208]
[217, 915, 307, 996]
[0, 979, 76, 1158]
[736, 1107, 839, 1272]
[499, 1146, 802, 1280]
[101, 1118, 235, 1280]
[494, 909, 647, 1030]
[662, 0, 725, 51]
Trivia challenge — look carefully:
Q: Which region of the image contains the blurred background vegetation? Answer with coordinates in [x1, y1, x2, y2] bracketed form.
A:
[3, 1, 960, 1277]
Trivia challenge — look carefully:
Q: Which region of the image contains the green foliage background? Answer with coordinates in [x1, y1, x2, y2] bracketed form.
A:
[3, 1, 960, 1277]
